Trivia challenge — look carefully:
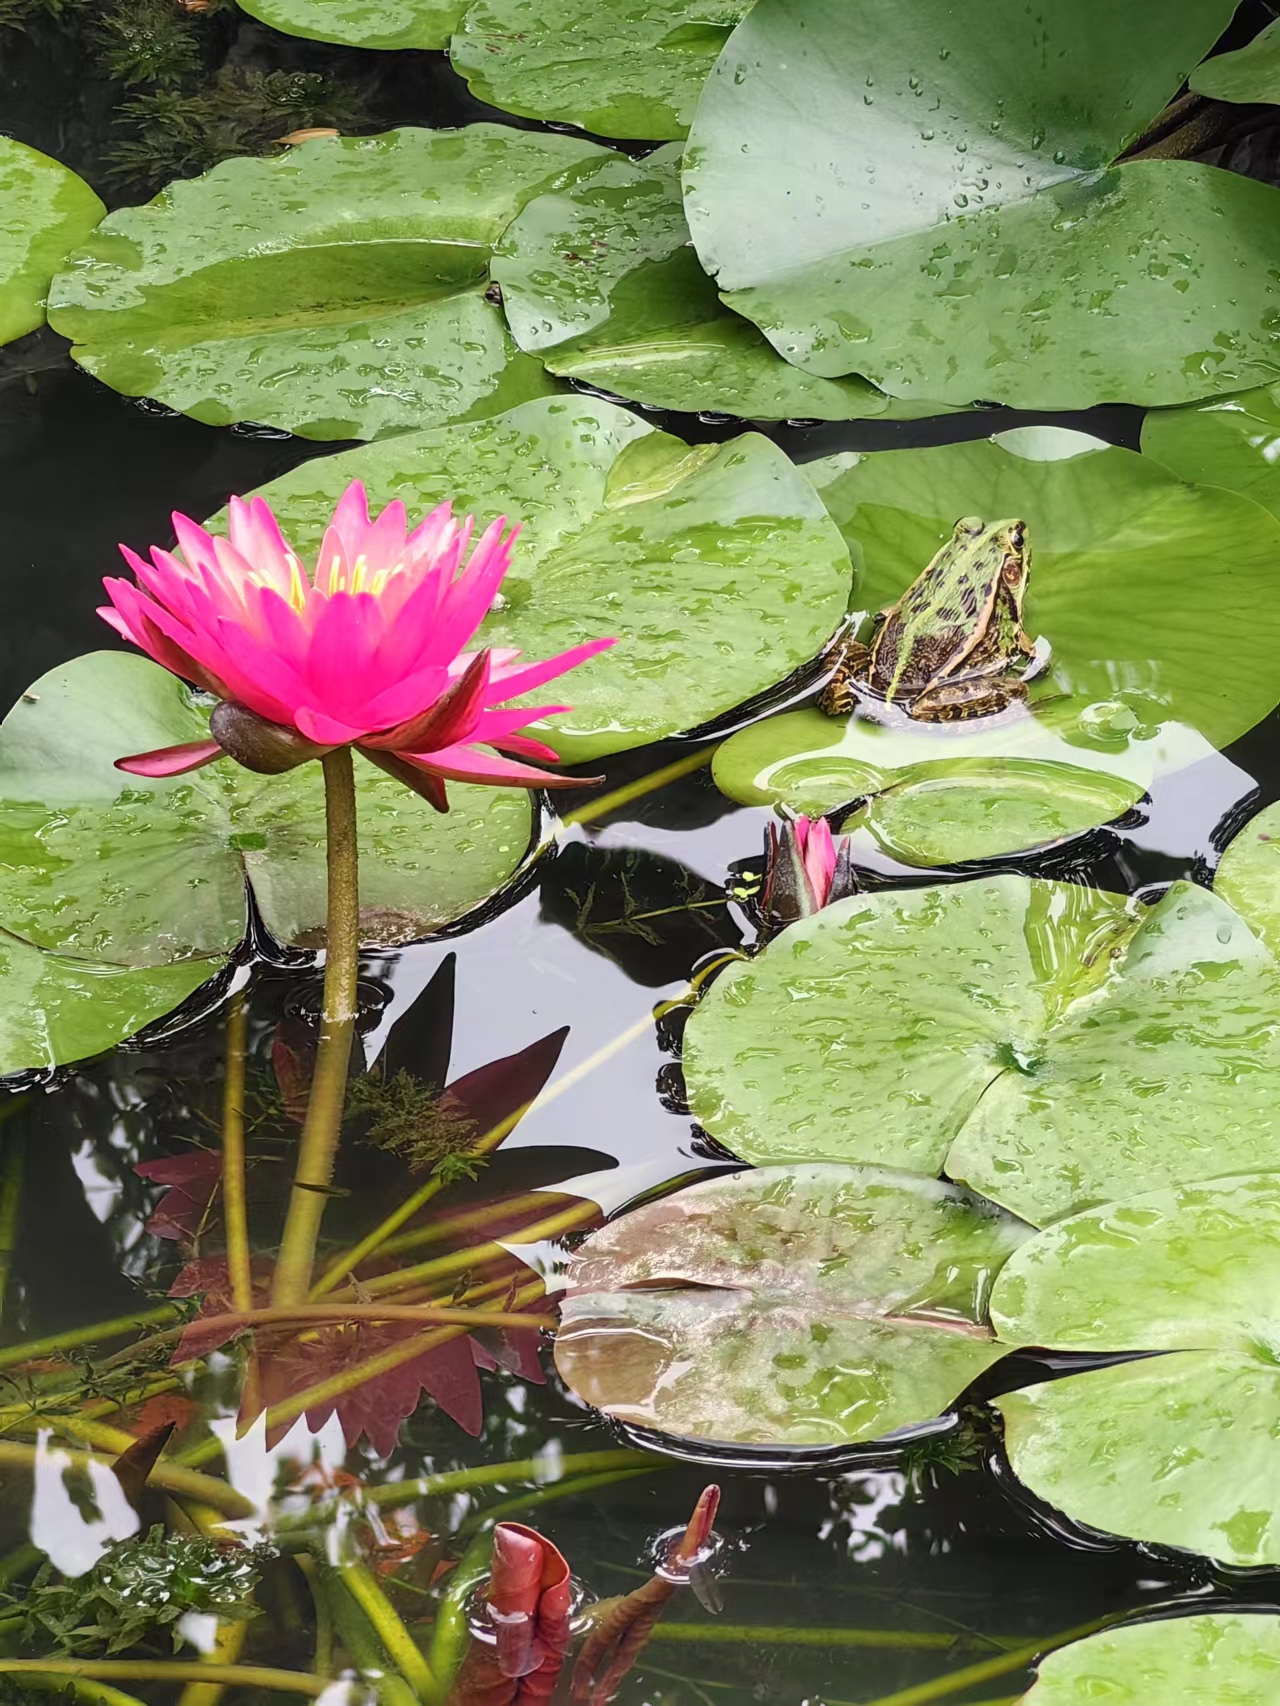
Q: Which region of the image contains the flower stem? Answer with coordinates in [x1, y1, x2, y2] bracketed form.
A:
[0, 1439, 253, 1519]
[273, 747, 360, 1308]
[222, 991, 253, 1313]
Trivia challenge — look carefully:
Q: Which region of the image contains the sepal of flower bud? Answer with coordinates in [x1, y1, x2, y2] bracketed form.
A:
[210, 702, 332, 773]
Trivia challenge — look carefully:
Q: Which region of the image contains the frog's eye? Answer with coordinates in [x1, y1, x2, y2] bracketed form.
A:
[956, 516, 985, 536]
[1007, 523, 1026, 551]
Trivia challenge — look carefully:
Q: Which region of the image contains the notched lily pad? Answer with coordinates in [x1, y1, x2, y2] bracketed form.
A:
[683, 875, 1280, 1226]
[236, 0, 462, 49]
[46, 128, 611, 440]
[712, 709, 1149, 867]
[0, 652, 533, 971]
[555, 1164, 1030, 1448]
[1142, 384, 1280, 523]
[225, 396, 852, 764]
[683, 0, 1280, 408]
[494, 145, 891, 420]
[1191, 21, 1280, 105]
[993, 1174, 1280, 1567]
[1023, 1614, 1280, 1703]
[451, 0, 748, 141]
[1215, 800, 1280, 956]
[0, 138, 104, 347]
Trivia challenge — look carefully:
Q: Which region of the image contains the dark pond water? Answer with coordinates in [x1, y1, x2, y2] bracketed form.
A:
[5, 9, 1280, 1705]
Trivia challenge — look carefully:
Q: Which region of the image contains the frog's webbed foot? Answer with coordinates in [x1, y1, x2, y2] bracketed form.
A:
[817, 636, 872, 718]
[909, 675, 1029, 723]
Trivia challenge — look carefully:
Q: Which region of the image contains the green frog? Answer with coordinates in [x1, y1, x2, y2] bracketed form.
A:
[818, 516, 1042, 722]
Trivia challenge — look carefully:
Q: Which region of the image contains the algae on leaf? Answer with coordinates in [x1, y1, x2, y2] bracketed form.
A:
[47, 128, 611, 440]
[683, 0, 1280, 408]
[556, 1164, 1030, 1448]
[0, 138, 104, 348]
[219, 396, 852, 764]
[494, 146, 891, 421]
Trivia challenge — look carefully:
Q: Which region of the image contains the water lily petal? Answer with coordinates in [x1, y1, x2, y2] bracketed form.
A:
[115, 739, 225, 777]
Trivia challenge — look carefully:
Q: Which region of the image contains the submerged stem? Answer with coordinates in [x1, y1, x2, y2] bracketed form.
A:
[222, 991, 253, 1314]
[0, 1663, 323, 1696]
[273, 747, 360, 1308]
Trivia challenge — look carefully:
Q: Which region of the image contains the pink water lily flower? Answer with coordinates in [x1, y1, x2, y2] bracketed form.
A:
[761, 814, 858, 927]
[100, 481, 614, 810]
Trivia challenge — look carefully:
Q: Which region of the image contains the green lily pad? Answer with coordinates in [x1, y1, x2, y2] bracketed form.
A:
[1191, 20, 1280, 105]
[46, 128, 611, 441]
[451, 0, 747, 141]
[682, 0, 1280, 409]
[224, 395, 852, 764]
[0, 138, 104, 348]
[554, 1164, 1030, 1448]
[712, 709, 1156, 867]
[1022, 1615, 1280, 1703]
[0, 652, 534, 967]
[494, 145, 891, 421]
[236, 0, 461, 49]
[1142, 384, 1280, 523]
[683, 875, 1280, 1226]
[805, 428, 1280, 753]
[1214, 800, 1280, 957]
[993, 1175, 1280, 1566]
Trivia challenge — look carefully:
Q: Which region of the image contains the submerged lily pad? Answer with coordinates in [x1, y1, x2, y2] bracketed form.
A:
[0, 138, 103, 347]
[494, 146, 891, 421]
[555, 1164, 1030, 1448]
[683, 875, 1280, 1226]
[451, 0, 747, 141]
[1142, 384, 1280, 523]
[712, 709, 1153, 867]
[805, 428, 1280, 754]
[46, 128, 610, 441]
[1191, 21, 1280, 104]
[0, 652, 533, 967]
[993, 1175, 1280, 1566]
[236, 0, 461, 49]
[1213, 800, 1280, 956]
[1023, 1615, 1280, 1702]
[226, 396, 852, 764]
[683, 0, 1280, 408]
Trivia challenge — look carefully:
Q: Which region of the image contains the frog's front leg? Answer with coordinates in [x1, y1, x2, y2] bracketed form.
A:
[909, 673, 1029, 723]
[817, 635, 872, 718]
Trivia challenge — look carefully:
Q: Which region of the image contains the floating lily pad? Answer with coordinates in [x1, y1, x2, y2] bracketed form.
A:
[1191, 21, 1280, 105]
[1142, 384, 1280, 523]
[0, 652, 534, 968]
[1023, 1615, 1280, 1703]
[494, 146, 891, 421]
[0, 138, 103, 348]
[805, 428, 1280, 753]
[1214, 800, 1280, 957]
[993, 1175, 1280, 1566]
[236, 0, 461, 49]
[225, 396, 852, 764]
[682, 0, 1280, 408]
[683, 875, 1280, 1226]
[452, 0, 747, 141]
[712, 709, 1154, 867]
[46, 128, 611, 441]
[555, 1164, 1030, 1448]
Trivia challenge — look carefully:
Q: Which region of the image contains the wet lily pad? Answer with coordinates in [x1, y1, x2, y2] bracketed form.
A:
[712, 709, 1154, 867]
[1213, 800, 1280, 956]
[236, 0, 461, 49]
[226, 396, 852, 764]
[683, 875, 1280, 1226]
[0, 138, 103, 347]
[1191, 21, 1280, 105]
[555, 1164, 1030, 1448]
[1142, 384, 1280, 523]
[683, 0, 1280, 408]
[0, 652, 534, 967]
[993, 1175, 1280, 1567]
[451, 0, 747, 141]
[1023, 1615, 1280, 1703]
[805, 428, 1280, 753]
[494, 146, 891, 421]
[46, 128, 610, 441]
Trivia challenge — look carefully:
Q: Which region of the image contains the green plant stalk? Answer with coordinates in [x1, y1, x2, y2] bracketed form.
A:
[559, 746, 715, 828]
[273, 747, 360, 1308]
[353, 1197, 597, 1301]
[853, 1619, 1110, 1706]
[176, 1619, 248, 1706]
[648, 1626, 1025, 1651]
[0, 1662, 324, 1695]
[363, 1448, 651, 1510]
[222, 990, 253, 1314]
[294, 1558, 333, 1677]
[313, 1561, 419, 1706]
[0, 1305, 179, 1371]
[0, 1438, 253, 1518]
[0, 1373, 186, 1439]
[368, 1191, 556, 1266]
[338, 1560, 437, 1699]
[9, 1674, 148, 1706]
